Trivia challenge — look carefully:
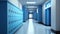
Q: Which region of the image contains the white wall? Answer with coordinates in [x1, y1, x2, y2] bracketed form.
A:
[43, 0, 60, 31]
[51, 0, 60, 31]
[56, 0, 60, 31]
[8, 0, 22, 10]
[42, 4, 45, 24]
[51, 0, 56, 30]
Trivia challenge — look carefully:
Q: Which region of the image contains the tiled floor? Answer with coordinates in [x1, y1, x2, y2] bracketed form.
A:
[27, 19, 35, 34]
[15, 19, 51, 34]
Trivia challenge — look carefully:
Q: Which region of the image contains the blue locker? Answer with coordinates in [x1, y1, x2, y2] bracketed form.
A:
[7, 1, 23, 34]
[45, 0, 51, 26]
[33, 10, 37, 20]
[45, 8, 51, 26]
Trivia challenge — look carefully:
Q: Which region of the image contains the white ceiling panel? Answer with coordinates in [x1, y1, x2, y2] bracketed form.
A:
[19, 0, 47, 5]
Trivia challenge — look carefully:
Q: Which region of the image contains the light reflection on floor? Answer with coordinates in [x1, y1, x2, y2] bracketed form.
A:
[27, 19, 35, 34]
[15, 19, 51, 34]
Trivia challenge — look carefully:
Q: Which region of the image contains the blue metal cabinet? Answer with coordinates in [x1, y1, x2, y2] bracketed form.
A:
[45, 8, 51, 26]
[7, 2, 23, 34]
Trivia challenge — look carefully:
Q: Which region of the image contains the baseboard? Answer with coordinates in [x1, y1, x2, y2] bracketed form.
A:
[37, 22, 51, 26]
[51, 29, 60, 34]
[44, 24, 51, 26]
[37, 22, 44, 24]
[23, 21, 26, 22]
[14, 24, 23, 34]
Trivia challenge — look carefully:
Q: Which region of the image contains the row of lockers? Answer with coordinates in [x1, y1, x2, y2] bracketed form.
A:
[7, 2, 23, 34]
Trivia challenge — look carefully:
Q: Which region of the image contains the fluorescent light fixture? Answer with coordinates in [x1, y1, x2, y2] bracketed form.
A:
[27, 6, 37, 8]
[26, 2, 36, 4]
[37, 8, 38, 13]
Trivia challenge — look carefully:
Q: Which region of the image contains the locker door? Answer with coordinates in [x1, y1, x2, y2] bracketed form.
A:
[45, 9, 47, 25]
[49, 8, 51, 26]
[45, 8, 51, 26]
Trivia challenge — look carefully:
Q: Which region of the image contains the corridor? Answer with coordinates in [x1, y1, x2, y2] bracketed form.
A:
[0, 0, 60, 34]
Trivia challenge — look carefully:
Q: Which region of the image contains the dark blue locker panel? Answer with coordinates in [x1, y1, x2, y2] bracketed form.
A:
[0, 0, 7, 1]
[22, 6, 29, 22]
[45, 8, 51, 26]
[37, 6, 42, 22]
[45, 0, 51, 26]
[33, 10, 37, 20]
[49, 8, 51, 26]
[45, 9, 47, 25]
[0, 1, 7, 34]
[7, 2, 23, 34]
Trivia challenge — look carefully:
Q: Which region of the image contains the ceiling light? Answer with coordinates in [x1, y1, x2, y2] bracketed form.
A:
[26, 2, 36, 4]
[37, 8, 38, 13]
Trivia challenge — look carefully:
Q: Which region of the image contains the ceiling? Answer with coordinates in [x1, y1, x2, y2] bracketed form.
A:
[19, 0, 47, 5]
[18, 0, 47, 11]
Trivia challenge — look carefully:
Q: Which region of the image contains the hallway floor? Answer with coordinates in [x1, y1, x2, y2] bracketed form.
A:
[15, 19, 51, 34]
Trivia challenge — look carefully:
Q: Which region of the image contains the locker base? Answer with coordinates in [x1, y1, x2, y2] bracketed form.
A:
[38, 22, 44, 25]
[23, 21, 26, 22]
[44, 24, 51, 26]
[51, 29, 60, 34]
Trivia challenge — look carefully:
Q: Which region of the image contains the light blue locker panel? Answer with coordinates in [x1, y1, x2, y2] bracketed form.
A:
[7, 1, 23, 34]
